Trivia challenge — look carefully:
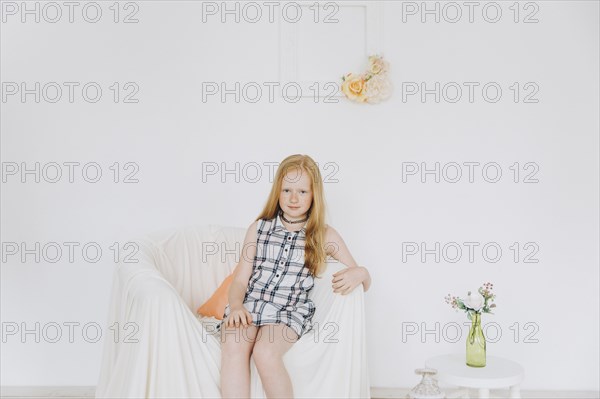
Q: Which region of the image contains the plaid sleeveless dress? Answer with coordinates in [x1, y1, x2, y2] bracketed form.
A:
[220, 213, 316, 339]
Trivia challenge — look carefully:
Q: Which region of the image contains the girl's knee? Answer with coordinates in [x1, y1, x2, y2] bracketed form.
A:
[252, 326, 297, 364]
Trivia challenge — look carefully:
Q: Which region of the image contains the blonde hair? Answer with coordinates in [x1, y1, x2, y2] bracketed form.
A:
[256, 154, 328, 278]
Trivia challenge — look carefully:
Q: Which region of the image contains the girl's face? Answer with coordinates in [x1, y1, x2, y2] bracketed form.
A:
[279, 168, 313, 219]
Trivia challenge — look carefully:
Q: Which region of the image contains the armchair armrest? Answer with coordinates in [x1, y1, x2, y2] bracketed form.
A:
[95, 238, 222, 398]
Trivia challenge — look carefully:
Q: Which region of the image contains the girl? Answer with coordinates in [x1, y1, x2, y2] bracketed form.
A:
[219, 154, 372, 399]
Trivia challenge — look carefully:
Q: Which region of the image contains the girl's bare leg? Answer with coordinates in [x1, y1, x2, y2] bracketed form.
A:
[252, 324, 299, 399]
[220, 324, 259, 398]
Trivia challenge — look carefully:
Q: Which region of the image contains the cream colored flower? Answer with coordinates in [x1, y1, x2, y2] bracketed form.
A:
[364, 74, 393, 103]
[341, 73, 368, 102]
[341, 55, 392, 104]
[368, 55, 388, 75]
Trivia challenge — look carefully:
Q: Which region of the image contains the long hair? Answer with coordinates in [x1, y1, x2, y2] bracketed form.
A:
[256, 154, 327, 278]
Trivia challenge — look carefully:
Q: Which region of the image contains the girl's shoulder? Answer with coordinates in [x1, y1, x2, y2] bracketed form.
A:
[255, 217, 274, 232]
[323, 224, 341, 243]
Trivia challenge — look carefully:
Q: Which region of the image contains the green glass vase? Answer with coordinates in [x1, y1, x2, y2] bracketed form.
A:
[466, 312, 486, 367]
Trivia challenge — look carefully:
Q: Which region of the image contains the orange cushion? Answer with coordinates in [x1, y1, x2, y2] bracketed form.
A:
[197, 273, 235, 320]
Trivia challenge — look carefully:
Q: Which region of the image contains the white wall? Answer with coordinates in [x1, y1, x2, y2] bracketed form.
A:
[1, 0, 598, 391]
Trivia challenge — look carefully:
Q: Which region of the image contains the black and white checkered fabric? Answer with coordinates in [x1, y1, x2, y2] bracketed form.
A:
[220, 212, 316, 339]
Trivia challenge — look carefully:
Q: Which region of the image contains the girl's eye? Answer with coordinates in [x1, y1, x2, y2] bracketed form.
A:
[282, 189, 308, 194]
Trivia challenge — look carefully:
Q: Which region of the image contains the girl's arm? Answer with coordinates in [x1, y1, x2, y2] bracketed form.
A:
[229, 221, 259, 308]
[325, 225, 371, 292]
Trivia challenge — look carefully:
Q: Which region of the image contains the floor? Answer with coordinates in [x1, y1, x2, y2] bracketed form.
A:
[1, 387, 600, 398]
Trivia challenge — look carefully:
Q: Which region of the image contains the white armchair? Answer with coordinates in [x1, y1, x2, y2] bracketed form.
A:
[95, 224, 370, 398]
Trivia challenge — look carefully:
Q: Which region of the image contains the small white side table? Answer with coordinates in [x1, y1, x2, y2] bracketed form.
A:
[424, 354, 524, 399]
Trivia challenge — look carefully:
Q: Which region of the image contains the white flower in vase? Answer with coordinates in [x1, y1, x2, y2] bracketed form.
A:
[464, 291, 485, 313]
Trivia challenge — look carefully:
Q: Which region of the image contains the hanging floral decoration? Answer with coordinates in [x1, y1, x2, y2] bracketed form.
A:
[340, 55, 392, 104]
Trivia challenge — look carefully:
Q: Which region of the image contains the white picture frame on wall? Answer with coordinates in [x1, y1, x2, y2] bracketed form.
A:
[278, 1, 384, 100]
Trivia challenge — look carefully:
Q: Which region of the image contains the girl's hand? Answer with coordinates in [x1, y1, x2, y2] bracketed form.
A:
[332, 266, 367, 295]
[226, 305, 253, 328]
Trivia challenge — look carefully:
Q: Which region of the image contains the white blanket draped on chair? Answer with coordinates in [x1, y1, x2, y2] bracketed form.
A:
[95, 225, 370, 398]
